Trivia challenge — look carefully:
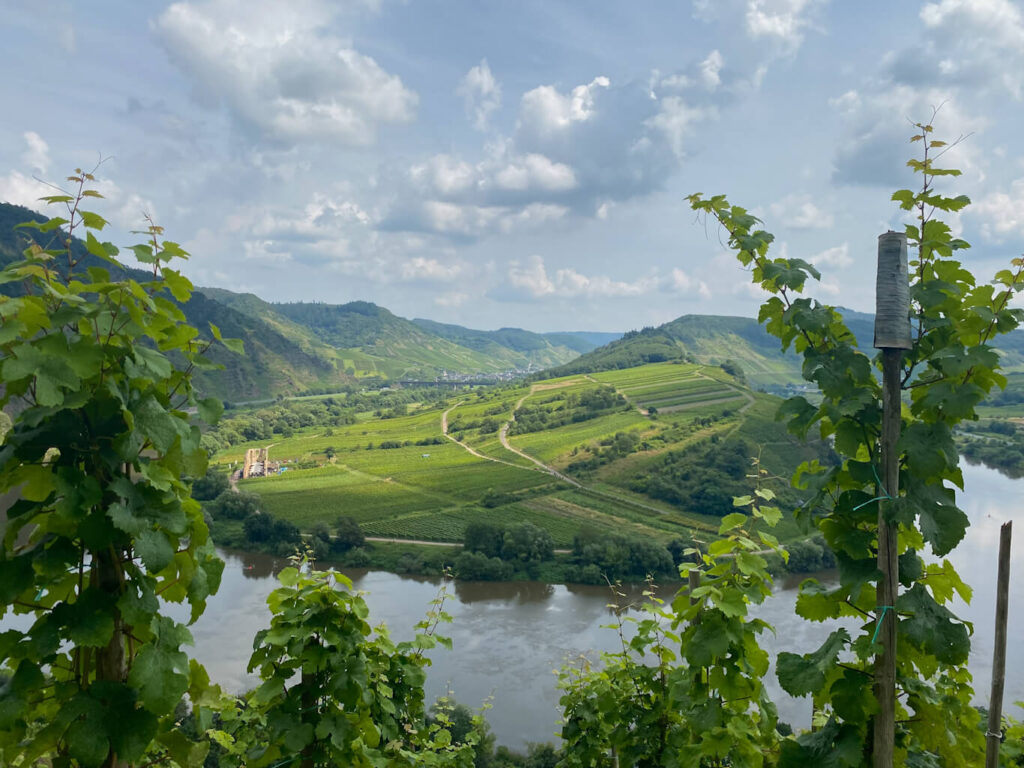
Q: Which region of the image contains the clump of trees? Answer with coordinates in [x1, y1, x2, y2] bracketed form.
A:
[565, 528, 675, 584]
[629, 438, 752, 516]
[456, 521, 555, 579]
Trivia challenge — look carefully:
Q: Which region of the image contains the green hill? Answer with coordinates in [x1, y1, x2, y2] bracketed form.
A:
[545, 314, 806, 389]
[410, 318, 615, 370]
[547, 310, 1024, 391]
[0, 203, 349, 401]
[0, 202, 601, 398]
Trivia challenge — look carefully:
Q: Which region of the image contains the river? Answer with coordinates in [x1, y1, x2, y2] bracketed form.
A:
[161, 462, 1023, 749]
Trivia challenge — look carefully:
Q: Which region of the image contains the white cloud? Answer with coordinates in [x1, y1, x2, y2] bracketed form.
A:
[810, 242, 852, 269]
[0, 132, 53, 213]
[493, 154, 577, 192]
[0, 171, 50, 213]
[973, 178, 1024, 240]
[831, 86, 983, 187]
[648, 97, 717, 159]
[399, 256, 462, 282]
[915, 0, 1024, 98]
[23, 132, 49, 174]
[505, 255, 659, 299]
[768, 193, 834, 229]
[154, 0, 417, 145]
[458, 59, 502, 131]
[668, 267, 711, 298]
[745, 0, 823, 55]
[518, 76, 610, 136]
[434, 292, 468, 308]
[699, 50, 724, 91]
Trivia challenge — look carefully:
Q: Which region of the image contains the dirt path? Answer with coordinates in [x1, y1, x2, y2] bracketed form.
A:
[441, 402, 540, 470]
[366, 536, 459, 547]
[498, 384, 583, 487]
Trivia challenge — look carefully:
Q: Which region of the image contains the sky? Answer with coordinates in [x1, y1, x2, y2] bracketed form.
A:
[2, 0, 1023, 333]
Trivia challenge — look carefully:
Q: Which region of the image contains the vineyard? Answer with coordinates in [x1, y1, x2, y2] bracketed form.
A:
[219, 362, 818, 550]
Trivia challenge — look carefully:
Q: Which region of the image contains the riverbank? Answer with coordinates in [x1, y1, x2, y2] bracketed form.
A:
[207, 516, 835, 586]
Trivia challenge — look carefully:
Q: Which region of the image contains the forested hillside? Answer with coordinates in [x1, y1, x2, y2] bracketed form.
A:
[0, 203, 598, 398]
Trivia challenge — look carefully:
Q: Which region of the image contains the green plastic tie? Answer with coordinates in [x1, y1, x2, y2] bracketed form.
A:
[871, 605, 895, 643]
[267, 755, 302, 768]
[853, 464, 895, 511]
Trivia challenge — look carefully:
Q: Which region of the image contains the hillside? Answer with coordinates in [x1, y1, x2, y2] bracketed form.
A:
[0, 203, 599, 397]
[544, 314, 804, 389]
[410, 318, 614, 370]
[210, 362, 823, 560]
[548, 309, 1024, 391]
[0, 203, 350, 401]
[203, 293, 596, 379]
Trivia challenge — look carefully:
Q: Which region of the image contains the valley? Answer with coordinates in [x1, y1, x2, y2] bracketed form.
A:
[201, 361, 825, 582]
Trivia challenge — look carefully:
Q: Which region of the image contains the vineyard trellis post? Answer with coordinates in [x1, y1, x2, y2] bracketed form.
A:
[985, 521, 1013, 768]
[872, 230, 912, 768]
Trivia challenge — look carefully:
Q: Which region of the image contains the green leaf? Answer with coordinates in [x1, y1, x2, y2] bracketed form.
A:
[777, 629, 849, 697]
[136, 528, 174, 573]
[53, 589, 116, 648]
[78, 211, 108, 231]
[66, 714, 110, 766]
[0, 556, 34, 603]
[221, 336, 245, 355]
[719, 512, 747, 532]
[898, 583, 970, 665]
[197, 397, 224, 425]
[161, 268, 192, 302]
[133, 394, 183, 453]
[127, 616, 191, 713]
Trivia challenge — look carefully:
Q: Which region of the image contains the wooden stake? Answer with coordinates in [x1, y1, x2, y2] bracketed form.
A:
[872, 348, 901, 768]
[872, 231, 910, 768]
[985, 521, 1013, 768]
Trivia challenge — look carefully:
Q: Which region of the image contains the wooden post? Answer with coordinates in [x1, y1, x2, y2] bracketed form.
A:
[872, 232, 911, 768]
[985, 521, 1013, 768]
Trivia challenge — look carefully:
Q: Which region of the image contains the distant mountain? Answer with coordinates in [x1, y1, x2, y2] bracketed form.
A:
[546, 310, 1024, 389]
[0, 203, 348, 401]
[0, 202, 614, 398]
[410, 318, 618, 370]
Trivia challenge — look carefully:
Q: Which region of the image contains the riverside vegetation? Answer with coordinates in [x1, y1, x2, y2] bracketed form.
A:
[3, 123, 1024, 766]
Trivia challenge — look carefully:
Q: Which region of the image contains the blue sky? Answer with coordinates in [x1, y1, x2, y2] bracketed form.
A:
[2, 0, 1023, 332]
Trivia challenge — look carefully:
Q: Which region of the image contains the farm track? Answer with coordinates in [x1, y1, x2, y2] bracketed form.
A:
[441, 403, 539, 471]
[499, 383, 583, 487]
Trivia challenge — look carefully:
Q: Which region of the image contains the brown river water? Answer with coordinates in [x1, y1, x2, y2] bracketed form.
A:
[3, 464, 1022, 749]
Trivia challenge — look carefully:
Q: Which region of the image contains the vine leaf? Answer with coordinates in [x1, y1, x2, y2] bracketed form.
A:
[777, 628, 850, 697]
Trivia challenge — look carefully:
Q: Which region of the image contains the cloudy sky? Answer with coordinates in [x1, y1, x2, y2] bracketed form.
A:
[2, 0, 1023, 332]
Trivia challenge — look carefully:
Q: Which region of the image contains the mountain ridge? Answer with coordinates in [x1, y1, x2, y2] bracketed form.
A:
[0, 202, 612, 398]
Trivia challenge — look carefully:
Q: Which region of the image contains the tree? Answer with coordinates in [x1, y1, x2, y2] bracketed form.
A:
[501, 523, 554, 564]
[191, 467, 230, 501]
[213, 490, 261, 520]
[0, 172, 233, 766]
[463, 521, 505, 559]
[334, 515, 366, 552]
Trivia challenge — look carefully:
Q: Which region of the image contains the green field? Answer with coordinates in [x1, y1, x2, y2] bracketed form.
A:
[215, 362, 819, 548]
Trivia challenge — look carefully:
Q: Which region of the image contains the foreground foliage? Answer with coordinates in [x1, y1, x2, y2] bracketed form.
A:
[688, 122, 1024, 764]
[0, 172, 229, 765]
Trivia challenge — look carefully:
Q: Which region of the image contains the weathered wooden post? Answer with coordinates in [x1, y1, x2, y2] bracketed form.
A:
[873, 231, 911, 768]
[985, 521, 1013, 768]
